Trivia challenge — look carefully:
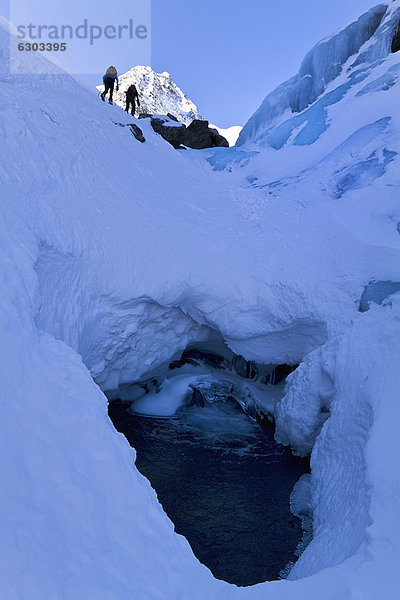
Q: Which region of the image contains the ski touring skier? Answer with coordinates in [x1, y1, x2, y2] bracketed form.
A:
[125, 83, 140, 115]
[101, 66, 119, 104]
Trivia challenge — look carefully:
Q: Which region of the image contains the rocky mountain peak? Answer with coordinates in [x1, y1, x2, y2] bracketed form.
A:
[113, 65, 203, 125]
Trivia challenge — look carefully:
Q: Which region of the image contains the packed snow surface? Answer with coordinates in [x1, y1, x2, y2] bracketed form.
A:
[1, 1, 400, 598]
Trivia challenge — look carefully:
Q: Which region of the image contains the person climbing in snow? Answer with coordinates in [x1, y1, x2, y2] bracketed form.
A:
[101, 66, 119, 104]
[125, 83, 140, 115]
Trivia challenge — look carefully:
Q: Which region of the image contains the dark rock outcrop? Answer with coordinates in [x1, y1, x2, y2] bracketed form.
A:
[185, 119, 229, 149]
[144, 115, 229, 150]
[128, 123, 146, 143]
[392, 23, 400, 53]
[184, 119, 211, 149]
[167, 113, 179, 122]
[150, 116, 186, 149]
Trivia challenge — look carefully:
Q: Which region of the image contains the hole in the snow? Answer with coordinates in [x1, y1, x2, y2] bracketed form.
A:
[107, 348, 310, 587]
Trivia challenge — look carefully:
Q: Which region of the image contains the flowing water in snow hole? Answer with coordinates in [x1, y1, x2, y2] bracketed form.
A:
[108, 393, 309, 586]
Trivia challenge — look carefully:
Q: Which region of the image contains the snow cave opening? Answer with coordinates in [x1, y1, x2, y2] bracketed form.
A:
[106, 345, 311, 587]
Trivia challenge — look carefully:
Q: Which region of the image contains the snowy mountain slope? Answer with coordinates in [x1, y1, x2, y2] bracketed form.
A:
[209, 2, 400, 251]
[236, 2, 391, 147]
[1, 3, 400, 600]
[98, 65, 203, 124]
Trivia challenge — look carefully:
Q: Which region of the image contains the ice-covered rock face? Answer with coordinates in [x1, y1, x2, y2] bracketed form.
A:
[237, 2, 398, 147]
[102, 65, 203, 125]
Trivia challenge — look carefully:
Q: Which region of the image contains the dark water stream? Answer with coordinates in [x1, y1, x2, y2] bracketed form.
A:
[108, 398, 309, 586]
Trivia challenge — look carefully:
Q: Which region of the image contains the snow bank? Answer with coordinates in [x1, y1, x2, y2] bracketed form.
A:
[131, 374, 202, 417]
[276, 298, 400, 585]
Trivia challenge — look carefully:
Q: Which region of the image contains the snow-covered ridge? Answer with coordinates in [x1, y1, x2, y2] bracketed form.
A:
[100, 65, 203, 125]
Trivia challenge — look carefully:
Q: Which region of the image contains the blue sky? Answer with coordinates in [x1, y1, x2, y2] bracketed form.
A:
[4, 0, 379, 126]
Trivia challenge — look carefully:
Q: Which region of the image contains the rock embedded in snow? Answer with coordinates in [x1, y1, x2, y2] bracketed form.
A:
[129, 123, 146, 143]
[148, 115, 229, 149]
[114, 121, 146, 143]
[148, 115, 186, 148]
[186, 119, 228, 149]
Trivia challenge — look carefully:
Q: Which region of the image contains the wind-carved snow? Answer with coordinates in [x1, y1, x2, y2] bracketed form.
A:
[356, 61, 400, 94]
[248, 117, 396, 201]
[2, 2, 400, 599]
[275, 298, 400, 583]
